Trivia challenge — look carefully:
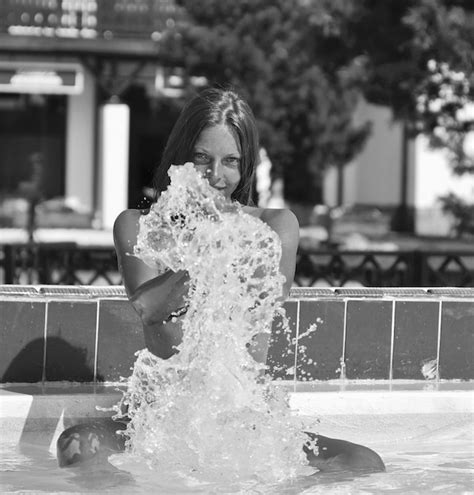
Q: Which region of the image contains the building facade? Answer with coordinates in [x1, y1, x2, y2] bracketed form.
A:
[323, 99, 474, 236]
[0, 0, 187, 229]
[2, 1, 471, 236]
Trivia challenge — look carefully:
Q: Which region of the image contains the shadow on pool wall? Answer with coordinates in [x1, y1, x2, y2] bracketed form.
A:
[1, 336, 110, 450]
[2, 337, 102, 383]
[0, 285, 473, 384]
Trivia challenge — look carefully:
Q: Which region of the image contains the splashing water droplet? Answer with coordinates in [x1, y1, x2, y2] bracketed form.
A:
[118, 163, 316, 484]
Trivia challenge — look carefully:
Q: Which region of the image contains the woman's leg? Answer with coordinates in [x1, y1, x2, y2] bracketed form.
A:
[57, 419, 128, 467]
[304, 432, 386, 473]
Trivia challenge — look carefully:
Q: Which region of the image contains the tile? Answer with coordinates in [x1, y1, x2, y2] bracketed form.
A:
[439, 301, 474, 379]
[345, 300, 392, 379]
[392, 301, 439, 379]
[428, 288, 474, 297]
[296, 300, 345, 381]
[290, 288, 336, 299]
[382, 288, 429, 297]
[97, 300, 144, 381]
[334, 288, 384, 298]
[266, 301, 298, 381]
[0, 300, 46, 383]
[45, 301, 97, 381]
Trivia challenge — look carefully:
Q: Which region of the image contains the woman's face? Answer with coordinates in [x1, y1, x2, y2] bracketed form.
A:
[192, 124, 241, 200]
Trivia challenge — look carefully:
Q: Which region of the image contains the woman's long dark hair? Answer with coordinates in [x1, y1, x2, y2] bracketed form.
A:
[153, 88, 259, 205]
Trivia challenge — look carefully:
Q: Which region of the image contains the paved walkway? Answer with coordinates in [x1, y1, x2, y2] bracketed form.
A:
[1, 227, 472, 251]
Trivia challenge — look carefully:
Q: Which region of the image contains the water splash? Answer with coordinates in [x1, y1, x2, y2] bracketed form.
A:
[118, 163, 316, 484]
[421, 357, 439, 380]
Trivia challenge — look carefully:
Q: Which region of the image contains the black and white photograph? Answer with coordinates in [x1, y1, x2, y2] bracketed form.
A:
[0, 1, 472, 493]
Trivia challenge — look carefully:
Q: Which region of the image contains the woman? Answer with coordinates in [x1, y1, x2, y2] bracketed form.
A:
[57, 88, 384, 474]
[113, 88, 299, 364]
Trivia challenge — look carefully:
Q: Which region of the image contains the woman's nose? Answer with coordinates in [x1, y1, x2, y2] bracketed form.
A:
[207, 161, 224, 182]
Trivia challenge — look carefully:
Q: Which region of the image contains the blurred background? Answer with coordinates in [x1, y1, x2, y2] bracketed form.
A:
[0, 0, 473, 287]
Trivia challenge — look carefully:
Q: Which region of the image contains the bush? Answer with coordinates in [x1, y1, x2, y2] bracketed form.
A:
[439, 193, 474, 237]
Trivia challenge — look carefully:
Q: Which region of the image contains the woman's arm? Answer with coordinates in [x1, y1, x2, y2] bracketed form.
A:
[247, 208, 299, 365]
[113, 209, 189, 327]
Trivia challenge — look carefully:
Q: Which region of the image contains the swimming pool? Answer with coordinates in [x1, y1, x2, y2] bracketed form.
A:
[1, 285, 473, 493]
[1, 381, 472, 494]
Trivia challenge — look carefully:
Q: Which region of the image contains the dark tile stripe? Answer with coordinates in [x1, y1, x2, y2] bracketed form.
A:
[96, 299, 144, 381]
[439, 300, 474, 379]
[344, 300, 392, 379]
[267, 301, 298, 380]
[44, 300, 97, 381]
[391, 300, 440, 380]
[296, 300, 345, 380]
[0, 300, 46, 383]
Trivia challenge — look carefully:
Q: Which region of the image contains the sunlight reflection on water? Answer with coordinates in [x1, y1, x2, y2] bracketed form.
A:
[1, 435, 473, 494]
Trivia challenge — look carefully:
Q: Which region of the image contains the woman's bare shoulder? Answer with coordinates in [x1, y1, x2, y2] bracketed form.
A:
[113, 209, 147, 255]
[113, 208, 160, 295]
[260, 208, 299, 234]
[243, 206, 299, 250]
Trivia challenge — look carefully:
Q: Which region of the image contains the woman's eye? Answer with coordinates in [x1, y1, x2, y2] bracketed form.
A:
[193, 152, 210, 165]
[224, 157, 241, 167]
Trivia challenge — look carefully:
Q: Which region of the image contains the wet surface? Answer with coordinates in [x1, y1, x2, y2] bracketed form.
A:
[1, 433, 473, 494]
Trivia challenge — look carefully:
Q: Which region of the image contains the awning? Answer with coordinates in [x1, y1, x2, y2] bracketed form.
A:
[0, 61, 83, 95]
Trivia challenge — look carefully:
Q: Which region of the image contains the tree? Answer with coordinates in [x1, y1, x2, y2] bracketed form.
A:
[349, 0, 473, 150]
[157, 0, 473, 215]
[343, 0, 473, 230]
[158, 0, 371, 204]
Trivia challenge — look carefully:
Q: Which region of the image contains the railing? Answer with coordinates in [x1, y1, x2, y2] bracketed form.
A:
[1, 244, 474, 287]
[1, 243, 121, 286]
[295, 249, 474, 287]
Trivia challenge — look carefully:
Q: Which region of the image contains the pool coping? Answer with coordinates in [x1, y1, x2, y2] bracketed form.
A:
[1, 380, 472, 419]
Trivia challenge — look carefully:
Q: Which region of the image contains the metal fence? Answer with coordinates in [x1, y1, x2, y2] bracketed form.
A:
[1, 243, 121, 286]
[295, 249, 474, 287]
[1, 243, 474, 287]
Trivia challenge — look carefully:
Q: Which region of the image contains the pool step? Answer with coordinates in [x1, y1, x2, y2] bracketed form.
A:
[1, 382, 472, 451]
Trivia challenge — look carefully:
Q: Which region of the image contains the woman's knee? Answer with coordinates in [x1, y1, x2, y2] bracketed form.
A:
[56, 420, 127, 467]
[304, 433, 385, 473]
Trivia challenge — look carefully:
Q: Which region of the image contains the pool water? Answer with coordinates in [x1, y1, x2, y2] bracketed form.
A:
[1, 409, 472, 494]
[1, 436, 472, 494]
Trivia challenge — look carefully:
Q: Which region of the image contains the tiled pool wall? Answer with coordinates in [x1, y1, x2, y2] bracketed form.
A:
[1, 286, 473, 384]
